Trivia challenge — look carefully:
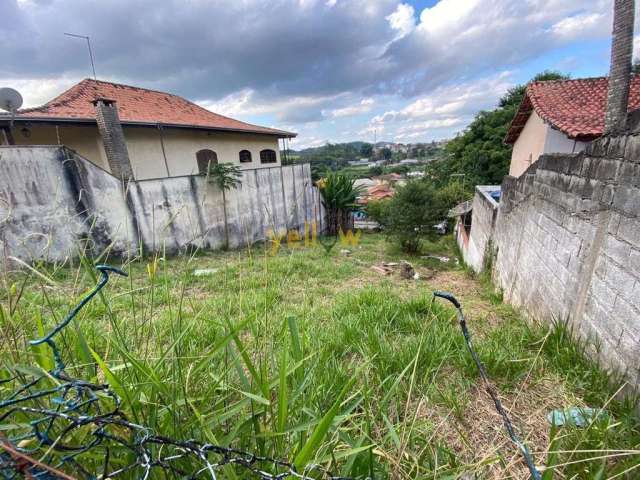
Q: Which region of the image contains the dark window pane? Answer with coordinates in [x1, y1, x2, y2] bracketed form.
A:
[196, 149, 218, 173]
[260, 149, 277, 164]
[239, 150, 252, 163]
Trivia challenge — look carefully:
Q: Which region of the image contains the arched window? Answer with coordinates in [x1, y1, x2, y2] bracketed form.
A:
[196, 149, 218, 174]
[260, 149, 277, 164]
[239, 150, 252, 163]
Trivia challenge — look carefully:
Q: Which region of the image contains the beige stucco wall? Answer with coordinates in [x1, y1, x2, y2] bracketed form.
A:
[5, 124, 110, 171]
[129, 127, 282, 179]
[509, 111, 587, 178]
[2, 123, 282, 179]
[509, 111, 548, 177]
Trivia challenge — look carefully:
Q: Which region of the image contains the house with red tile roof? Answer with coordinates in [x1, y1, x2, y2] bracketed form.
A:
[0, 79, 296, 180]
[505, 76, 640, 177]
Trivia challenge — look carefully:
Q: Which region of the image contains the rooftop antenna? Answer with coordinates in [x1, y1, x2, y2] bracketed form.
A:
[64, 32, 97, 80]
[0, 87, 24, 127]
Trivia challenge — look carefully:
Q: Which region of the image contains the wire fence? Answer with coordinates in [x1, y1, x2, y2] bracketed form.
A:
[0, 266, 541, 479]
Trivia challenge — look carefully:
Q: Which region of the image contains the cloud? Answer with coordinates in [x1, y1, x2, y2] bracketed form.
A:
[386, 3, 416, 39]
[326, 98, 375, 118]
[551, 13, 608, 41]
[366, 71, 514, 141]
[0, 0, 621, 146]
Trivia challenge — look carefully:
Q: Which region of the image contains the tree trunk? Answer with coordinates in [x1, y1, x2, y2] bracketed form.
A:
[604, 0, 635, 133]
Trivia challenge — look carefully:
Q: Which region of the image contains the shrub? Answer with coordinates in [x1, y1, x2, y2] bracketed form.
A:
[373, 180, 466, 254]
[318, 172, 364, 235]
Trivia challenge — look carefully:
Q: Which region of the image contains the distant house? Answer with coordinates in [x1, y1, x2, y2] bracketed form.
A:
[356, 183, 395, 205]
[505, 76, 640, 177]
[0, 79, 296, 180]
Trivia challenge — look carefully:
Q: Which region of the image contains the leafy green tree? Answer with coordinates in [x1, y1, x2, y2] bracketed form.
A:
[369, 180, 466, 254]
[206, 163, 242, 250]
[360, 143, 373, 157]
[381, 148, 392, 160]
[432, 71, 569, 189]
[318, 172, 364, 236]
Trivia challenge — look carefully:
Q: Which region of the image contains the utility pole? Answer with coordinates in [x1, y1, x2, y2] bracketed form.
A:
[64, 33, 97, 80]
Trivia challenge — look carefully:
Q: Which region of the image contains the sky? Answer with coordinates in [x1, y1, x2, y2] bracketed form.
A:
[1, 0, 637, 149]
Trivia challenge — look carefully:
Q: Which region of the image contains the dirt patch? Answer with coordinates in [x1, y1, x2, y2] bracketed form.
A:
[418, 374, 583, 479]
[427, 270, 505, 330]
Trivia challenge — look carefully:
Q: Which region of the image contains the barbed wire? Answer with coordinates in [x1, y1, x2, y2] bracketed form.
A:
[433, 291, 542, 480]
[0, 265, 355, 480]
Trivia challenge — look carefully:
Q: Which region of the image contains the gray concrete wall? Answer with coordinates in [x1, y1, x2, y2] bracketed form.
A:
[493, 134, 640, 390]
[0, 146, 321, 263]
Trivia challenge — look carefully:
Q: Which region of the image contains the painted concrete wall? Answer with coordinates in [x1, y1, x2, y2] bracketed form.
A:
[2, 123, 282, 180]
[456, 186, 500, 273]
[494, 134, 640, 392]
[509, 111, 588, 178]
[510, 112, 548, 177]
[0, 146, 319, 264]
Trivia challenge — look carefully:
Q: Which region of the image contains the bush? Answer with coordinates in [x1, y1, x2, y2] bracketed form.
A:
[318, 172, 364, 235]
[373, 180, 467, 254]
[368, 165, 383, 176]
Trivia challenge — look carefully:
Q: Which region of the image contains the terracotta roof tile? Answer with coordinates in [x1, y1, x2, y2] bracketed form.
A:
[10, 79, 295, 137]
[505, 76, 640, 144]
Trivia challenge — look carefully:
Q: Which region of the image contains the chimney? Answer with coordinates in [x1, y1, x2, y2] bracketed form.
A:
[92, 98, 134, 181]
[604, 0, 635, 134]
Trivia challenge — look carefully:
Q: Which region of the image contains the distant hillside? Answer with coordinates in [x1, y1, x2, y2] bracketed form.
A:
[289, 140, 447, 165]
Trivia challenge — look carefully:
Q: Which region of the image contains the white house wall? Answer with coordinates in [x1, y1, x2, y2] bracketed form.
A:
[543, 126, 587, 156]
[509, 111, 589, 178]
[509, 111, 548, 177]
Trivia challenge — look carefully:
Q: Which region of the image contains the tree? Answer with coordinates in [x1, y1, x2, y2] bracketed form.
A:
[360, 143, 373, 157]
[369, 180, 465, 254]
[381, 147, 392, 160]
[435, 70, 569, 189]
[206, 163, 242, 250]
[318, 172, 364, 236]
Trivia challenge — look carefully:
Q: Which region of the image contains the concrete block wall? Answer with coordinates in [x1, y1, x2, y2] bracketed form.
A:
[0, 146, 321, 264]
[494, 133, 640, 390]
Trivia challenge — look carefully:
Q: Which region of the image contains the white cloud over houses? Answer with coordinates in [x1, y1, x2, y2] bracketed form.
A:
[0, 0, 622, 147]
[366, 72, 515, 142]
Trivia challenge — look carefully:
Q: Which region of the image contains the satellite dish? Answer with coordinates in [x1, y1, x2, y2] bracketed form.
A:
[0, 88, 23, 113]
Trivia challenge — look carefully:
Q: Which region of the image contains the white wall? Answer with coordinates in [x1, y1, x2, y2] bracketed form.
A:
[509, 111, 548, 177]
[509, 111, 588, 178]
[544, 126, 587, 156]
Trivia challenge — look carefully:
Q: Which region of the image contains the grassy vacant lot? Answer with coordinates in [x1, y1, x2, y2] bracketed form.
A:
[1, 233, 638, 478]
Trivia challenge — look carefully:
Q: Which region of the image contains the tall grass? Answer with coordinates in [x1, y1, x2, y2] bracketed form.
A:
[0, 233, 638, 478]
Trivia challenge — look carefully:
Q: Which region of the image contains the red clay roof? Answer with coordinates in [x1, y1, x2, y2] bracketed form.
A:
[505, 76, 640, 144]
[10, 79, 295, 137]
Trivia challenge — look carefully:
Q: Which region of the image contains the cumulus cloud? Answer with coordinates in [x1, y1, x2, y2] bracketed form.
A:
[386, 3, 416, 39]
[326, 98, 375, 118]
[0, 0, 622, 146]
[366, 72, 514, 141]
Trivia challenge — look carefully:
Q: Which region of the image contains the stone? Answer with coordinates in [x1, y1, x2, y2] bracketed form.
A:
[613, 185, 640, 213]
[624, 133, 640, 163]
[617, 218, 640, 245]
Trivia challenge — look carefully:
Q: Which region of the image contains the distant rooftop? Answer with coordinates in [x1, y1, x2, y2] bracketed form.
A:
[6, 78, 295, 138]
